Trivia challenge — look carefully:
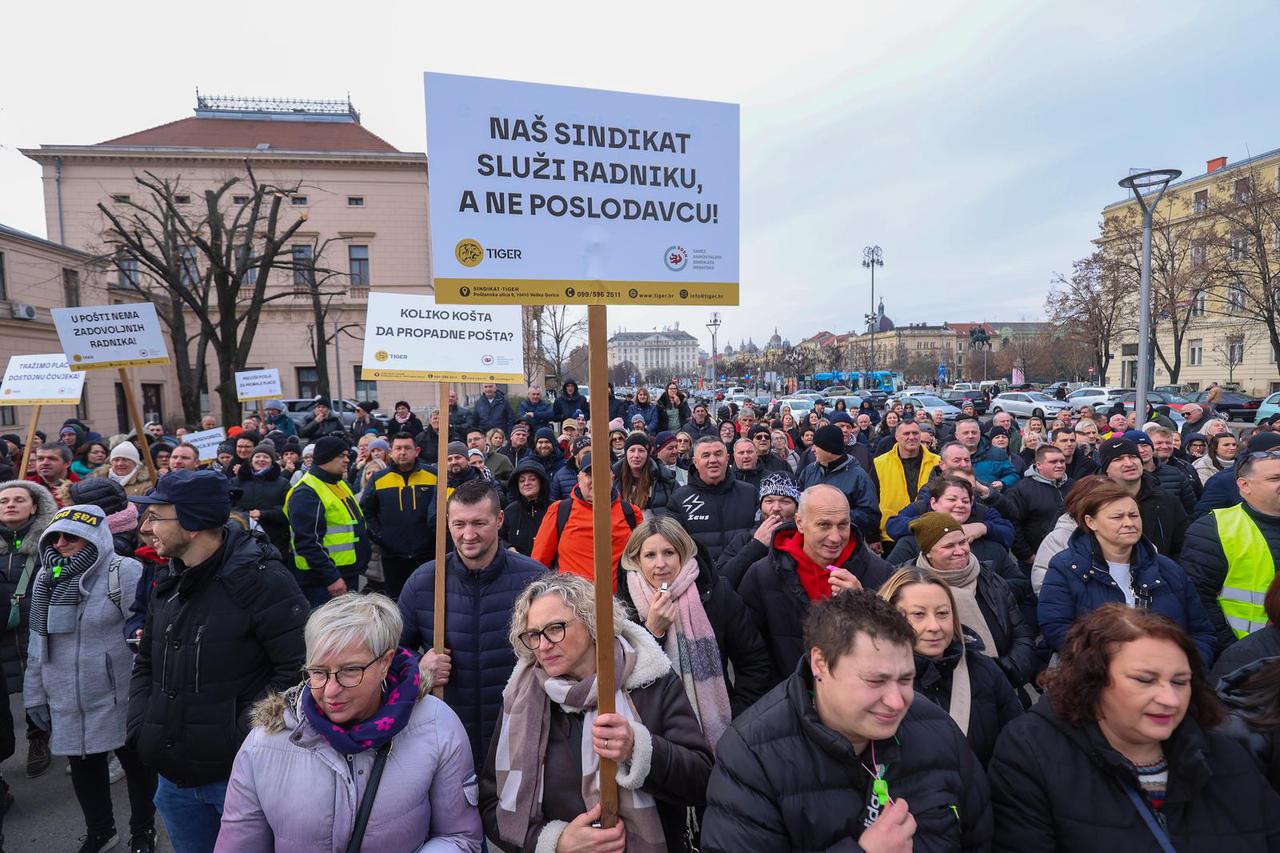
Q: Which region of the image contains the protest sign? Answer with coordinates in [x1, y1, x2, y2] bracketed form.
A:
[235, 369, 283, 402]
[183, 427, 227, 462]
[52, 303, 170, 370]
[0, 354, 86, 405]
[425, 73, 739, 306]
[360, 291, 524, 383]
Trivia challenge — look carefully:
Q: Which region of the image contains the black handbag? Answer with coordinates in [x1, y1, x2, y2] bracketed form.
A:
[345, 741, 393, 853]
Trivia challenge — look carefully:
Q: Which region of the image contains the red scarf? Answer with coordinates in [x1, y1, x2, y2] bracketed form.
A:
[775, 528, 858, 602]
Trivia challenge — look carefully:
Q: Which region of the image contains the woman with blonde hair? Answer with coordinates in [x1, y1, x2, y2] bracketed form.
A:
[618, 516, 770, 737]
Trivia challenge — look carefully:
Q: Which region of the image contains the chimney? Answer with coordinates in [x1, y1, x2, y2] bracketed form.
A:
[1207, 156, 1227, 173]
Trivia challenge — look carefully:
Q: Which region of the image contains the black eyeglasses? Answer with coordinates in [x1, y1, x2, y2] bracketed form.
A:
[518, 620, 570, 650]
[303, 655, 384, 689]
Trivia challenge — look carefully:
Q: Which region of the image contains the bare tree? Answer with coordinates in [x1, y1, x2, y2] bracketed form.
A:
[99, 164, 312, 423]
[1046, 248, 1129, 384]
[1210, 321, 1266, 384]
[1205, 163, 1280, 364]
[538, 305, 587, 387]
[291, 238, 362, 403]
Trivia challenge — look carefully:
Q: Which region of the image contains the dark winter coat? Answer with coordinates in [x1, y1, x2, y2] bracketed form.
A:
[1002, 471, 1072, 563]
[550, 383, 589, 423]
[1134, 472, 1189, 556]
[989, 695, 1280, 853]
[795, 454, 882, 541]
[286, 467, 371, 589]
[1213, 625, 1280, 681]
[413, 425, 440, 462]
[616, 552, 772, 715]
[885, 494, 1016, 554]
[472, 391, 514, 435]
[1040, 529, 1217, 664]
[297, 412, 345, 440]
[398, 547, 544, 764]
[501, 458, 550, 557]
[1194, 466, 1241, 518]
[655, 395, 692, 433]
[701, 658, 993, 853]
[385, 413, 424, 437]
[667, 471, 759, 563]
[359, 461, 440, 560]
[626, 400, 660, 434]
[612, 457, 677, 516]
[234, 463, 292, 560]
[514, 398, 553, 432]
[127, 525, 308, 787]
[1153, 460, 1198, 515]
[970, 436, 1020, 490]
[1182, 501, 1280, 651]
[0, 480, 57, 694]
[548, 455, 580, 502]
[714, 526, 769, 589]
[679, 416, 719, 441]
[738, 522, 895, 687]
[914, 636, 1023, 765]
[1218, 656, 1280, 793]
[1063, 445, 1099, 479]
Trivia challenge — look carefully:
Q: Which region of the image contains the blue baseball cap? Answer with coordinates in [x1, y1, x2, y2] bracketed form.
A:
[130, 468, 231, 531]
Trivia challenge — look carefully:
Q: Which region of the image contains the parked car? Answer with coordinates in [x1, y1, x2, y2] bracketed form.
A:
[1065, 386, 1130, 411]
[1118, 391, 1192, 413]
[941, 390, 988, 415]
[819, 385, 852, 396]
[894, 394, 963, 421]
[859, 388, 889, 409]
[776, 398, 817, 420]
[823, 394, 865, 413]
[1154, 384, 1193, 396]
[280, 398, 391, 429]
[1256, 391, 1280, 424]
[1191, 390, 1264, 421]
[990, 391, 1060, 419]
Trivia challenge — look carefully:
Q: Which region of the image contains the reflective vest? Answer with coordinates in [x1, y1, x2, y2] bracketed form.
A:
[1213, 503, 1274, 639]
[285, 472, 361, 573]
[872, 446, 939, 539]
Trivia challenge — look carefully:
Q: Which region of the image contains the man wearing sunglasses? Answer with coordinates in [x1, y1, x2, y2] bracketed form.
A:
[127, 469, 307, 852]
[1182, 431, 1280, 651]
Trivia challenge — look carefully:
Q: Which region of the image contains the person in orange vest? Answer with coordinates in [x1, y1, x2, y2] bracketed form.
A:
[530, 450, 641, 589]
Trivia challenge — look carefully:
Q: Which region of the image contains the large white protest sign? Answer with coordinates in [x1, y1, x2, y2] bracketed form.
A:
[425, 73, 739, 307]
[0, 354, 86, 405]
[235, 369, 283, 402]
[182, 427, 227, 462]
[53, 303, 170, 371]
[360, 292, 523, 383]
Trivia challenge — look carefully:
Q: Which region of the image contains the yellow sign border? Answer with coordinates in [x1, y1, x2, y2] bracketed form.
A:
[434, 278, 738, 306]
[1, 397, 82, 406]
[363, 368, 524, 383]
[69, 356, 172, 372]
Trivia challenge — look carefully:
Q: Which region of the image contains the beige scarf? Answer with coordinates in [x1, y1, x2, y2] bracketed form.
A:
[916, 552, 998, 658]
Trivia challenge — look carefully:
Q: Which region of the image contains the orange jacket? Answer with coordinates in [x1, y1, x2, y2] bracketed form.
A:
[530, 488, 642, 591]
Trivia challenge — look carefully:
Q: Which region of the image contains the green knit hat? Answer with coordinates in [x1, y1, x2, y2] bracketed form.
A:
[909, 511, 964, 555]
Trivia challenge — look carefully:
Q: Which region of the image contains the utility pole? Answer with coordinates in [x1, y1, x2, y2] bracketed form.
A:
[706, 312, 721, 387]
[862, 246, 883, 391]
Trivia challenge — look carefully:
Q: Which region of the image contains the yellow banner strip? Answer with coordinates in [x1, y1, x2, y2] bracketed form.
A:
[362, 368, 525, 383]
[434, 278, 739, 306]
[69, 357, 172, 372]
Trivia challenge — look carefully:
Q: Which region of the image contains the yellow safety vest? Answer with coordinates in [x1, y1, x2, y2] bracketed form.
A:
[285, 472, 361, 572]
[1214, 504, 1274, 639]
[872, 446, 940, 538]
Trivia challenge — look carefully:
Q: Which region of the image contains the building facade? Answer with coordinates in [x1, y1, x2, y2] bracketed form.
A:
[607, 326, 700, 381]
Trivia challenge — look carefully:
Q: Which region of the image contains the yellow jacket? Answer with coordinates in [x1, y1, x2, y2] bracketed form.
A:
[872, 446, 940, 539]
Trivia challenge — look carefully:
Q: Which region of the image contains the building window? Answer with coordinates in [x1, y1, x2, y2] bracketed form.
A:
[354, 365, 376, 400]
[1188, 338, 1202, 366]
[0, 251, 7, 300]
[1122, 343, 1138, 357]
[174, 194, 191, 205]
[1235, 177, 1253, 202]
[291, 196, 308, 206]
[296, 367, 320, 399]
[347, 196, 365, 206]
[348, 245, 370, 288]
[1191, 290, 1207, 317]
[62, 268, 81, 307]
[232, 195, 251, 205]
[0, 407, 13, 428]
[1227, 337, 1246, 365]
[142, 384, 164, 424]
[1193, 189, 1209, 213]
[292, 245, 314, 288]
[236, 245, 258, 285]
[117, 251, 140, 288]
[1229, 234, 1250, 261]
[75, 385, 89, 422]
[111, 194, 130, 203]
[180, 245, 200, 286]
[1190, 241, 1206, 267]
[1227, 282, 1248, 314]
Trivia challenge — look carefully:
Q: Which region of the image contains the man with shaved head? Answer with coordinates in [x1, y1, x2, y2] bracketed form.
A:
[737, 483, 896, 686]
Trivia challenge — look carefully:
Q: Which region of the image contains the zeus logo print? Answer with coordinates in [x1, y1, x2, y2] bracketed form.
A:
[682, 494, 708, 521]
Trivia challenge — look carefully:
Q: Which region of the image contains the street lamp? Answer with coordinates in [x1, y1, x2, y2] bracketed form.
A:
[706, 312, 721, 389]
[862, 246, 884, 391]
[1118, 168, 1181, 418]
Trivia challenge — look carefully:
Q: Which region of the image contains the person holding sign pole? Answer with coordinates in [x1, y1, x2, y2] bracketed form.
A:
[480, 572, 712, 853]
[286, 436, 370, 607]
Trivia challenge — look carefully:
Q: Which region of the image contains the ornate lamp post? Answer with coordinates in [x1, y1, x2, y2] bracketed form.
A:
[862, 246, 884, 390]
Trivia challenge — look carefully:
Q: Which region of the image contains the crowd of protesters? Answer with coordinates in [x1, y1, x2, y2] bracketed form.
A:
[0, 380, 1279, 852]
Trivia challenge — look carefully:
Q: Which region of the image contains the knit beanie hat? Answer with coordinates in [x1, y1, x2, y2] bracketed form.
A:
[909, 511, 964, 555]
[757, 472, 800, 506]
[302, 444, 316, 459]
[1122, 429, 1153, 449]
[109, 441, 140, 464]
[446, 441, 469, 457]
[608, 418, 624, 432]
[570, 435, 593, 456]
[251, 443, 278, 461]
[654, 431, 677, 452]
[828, 411, 854, 427]
[534, 427, 557, 445]
[624, 431, 651, 452]
[987, 426, 1010, 438]
[217, 442, 235, 456]
[813, 425, 846, 456]
[1098, 438, 1141, 472]
[312, 436, 349, 466]
[1245, 431, 1280, 454]
[367, 438, 390, 453]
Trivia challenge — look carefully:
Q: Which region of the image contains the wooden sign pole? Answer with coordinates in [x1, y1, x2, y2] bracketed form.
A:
[432, 381, 450, 700]
[118, 368, 160, 485]
[18, 405, 42, 479]
[587, 303, 619, 827]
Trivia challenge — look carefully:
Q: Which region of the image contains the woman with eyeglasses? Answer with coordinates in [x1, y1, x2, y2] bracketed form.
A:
[481, 572, 713, 853]
[217, 593, 483, 852]
[23, 504, 152, 853]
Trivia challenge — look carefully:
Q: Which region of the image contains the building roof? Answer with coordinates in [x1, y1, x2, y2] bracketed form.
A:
[0, 223, 91, 258]
[1103, 146, 1280, 211]
[98, 116, 400, 153]
[609, 329, 699, 344]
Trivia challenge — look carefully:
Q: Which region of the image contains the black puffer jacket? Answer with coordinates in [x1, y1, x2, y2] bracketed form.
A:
[1135, 472, 1189, 556]
[0, 480, 58, 694]
[613, 457, 677, 516]
[1154, 460, 1198, 514]
[616, 552, 772, 715]
[989, 695, 1280, 852]
[1212, 625, 1280, 681]
[234, 462, 292, 560]
[501, 457, 549, 557]
[738, 522, 895, 687]
[1218, 656, 1280, 793]
[1183, 501, 1280, 651]
[701, 658, 992, 853]
[668, 471, 758, 563]
[913, 636, 1023, 765]
[714, 526, 769, 589]
[127, 525, 308, 787]
[1002, 472, 1072, 563]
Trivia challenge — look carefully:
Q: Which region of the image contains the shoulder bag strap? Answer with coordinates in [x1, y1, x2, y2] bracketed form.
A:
[345, 741, 393, 853]
[6, 555, 35, 631]
[1122, 785, 1176, 853]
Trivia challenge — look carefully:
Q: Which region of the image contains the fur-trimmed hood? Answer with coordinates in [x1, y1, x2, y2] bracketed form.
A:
[505, 616, 672, 694]
[0, 479, 59, 555]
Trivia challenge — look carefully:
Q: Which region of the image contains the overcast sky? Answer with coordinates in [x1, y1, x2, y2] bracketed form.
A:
[4, 1, 1280, 353]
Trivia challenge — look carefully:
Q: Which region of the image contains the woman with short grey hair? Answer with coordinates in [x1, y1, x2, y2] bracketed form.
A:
[481, 572, 712, 853]
[216, 593, 482, 852]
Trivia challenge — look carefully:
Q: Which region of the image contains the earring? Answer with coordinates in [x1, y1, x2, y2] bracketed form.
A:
[815, 675, 823, 682]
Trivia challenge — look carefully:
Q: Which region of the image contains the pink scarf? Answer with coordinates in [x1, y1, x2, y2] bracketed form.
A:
[626, 558, 733, 747]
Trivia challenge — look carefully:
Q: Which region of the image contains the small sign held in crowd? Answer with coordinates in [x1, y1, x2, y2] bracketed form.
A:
[360, 291, 524, 383]
[182, 426, 227, 461]
[51, 302, 170, 371]
[235, 368, 284, 402]
[0, 354, 86, 405]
